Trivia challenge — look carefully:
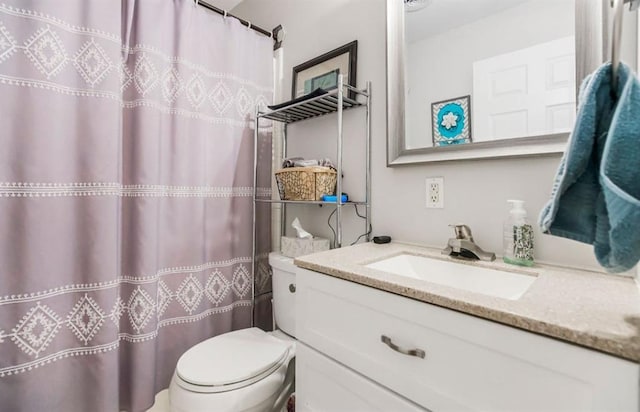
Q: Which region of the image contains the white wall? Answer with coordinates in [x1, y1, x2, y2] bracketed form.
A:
[232, 0, 624, 272]
[406, 0, 575, 148]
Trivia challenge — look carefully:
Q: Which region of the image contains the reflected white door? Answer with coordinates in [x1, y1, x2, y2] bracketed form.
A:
[473, 36, 576, 142]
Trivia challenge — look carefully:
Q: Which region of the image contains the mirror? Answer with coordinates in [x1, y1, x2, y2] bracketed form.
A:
[387, 0, 608, 164]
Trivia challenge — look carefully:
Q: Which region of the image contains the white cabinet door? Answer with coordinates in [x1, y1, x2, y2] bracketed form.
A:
[296, 342, 426, 412]
[473, 36, 576, 141]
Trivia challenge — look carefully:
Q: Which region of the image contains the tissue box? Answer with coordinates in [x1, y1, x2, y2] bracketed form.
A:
[281, 236, 330, 258]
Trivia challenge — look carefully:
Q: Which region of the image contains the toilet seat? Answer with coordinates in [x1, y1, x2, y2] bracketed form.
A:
[175, 327, 292, 394]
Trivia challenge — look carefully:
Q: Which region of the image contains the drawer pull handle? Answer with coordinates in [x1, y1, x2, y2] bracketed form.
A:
[381, 335, 426, 359]
[289, 283, 296, 293]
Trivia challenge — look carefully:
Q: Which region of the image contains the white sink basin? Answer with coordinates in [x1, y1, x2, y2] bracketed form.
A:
[365, 253, 536, 300]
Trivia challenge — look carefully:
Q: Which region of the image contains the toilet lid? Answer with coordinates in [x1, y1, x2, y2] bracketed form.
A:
[176, 327, 291, 387]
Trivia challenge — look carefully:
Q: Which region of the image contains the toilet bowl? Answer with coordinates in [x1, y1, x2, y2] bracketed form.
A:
[168, 252, 297, 412]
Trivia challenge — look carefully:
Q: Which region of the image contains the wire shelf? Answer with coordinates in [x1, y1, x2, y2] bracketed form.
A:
[255, 199, 367, 206]
[258, 87, 367, 124]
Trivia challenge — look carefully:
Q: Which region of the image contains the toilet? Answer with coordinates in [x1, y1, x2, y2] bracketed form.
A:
[168, 252, 297, 412]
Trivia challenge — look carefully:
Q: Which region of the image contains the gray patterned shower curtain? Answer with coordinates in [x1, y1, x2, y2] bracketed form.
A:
[0, 1, 273, 411]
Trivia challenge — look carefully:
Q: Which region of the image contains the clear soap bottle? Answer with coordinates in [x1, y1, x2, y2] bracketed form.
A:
[503, 200, 534, 267]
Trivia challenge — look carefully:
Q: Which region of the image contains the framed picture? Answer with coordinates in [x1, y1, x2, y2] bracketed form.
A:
[431, 95, 472, 147]
[292, 40, 358, 100]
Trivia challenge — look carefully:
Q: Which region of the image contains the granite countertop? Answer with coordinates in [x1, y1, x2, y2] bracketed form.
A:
[294, 242, 640, 362]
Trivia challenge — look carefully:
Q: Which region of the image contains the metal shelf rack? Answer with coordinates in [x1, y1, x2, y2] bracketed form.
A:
[252, 75, 371, 258]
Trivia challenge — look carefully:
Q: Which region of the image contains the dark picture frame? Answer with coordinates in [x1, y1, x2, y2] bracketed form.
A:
[291, 40, 358, 100]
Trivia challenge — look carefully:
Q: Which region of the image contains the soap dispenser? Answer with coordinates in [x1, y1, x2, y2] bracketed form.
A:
[503, 200, 534, 267]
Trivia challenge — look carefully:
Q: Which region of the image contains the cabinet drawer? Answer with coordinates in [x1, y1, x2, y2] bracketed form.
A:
[296, 268, 639, 412]
[296, 342, 425, 412]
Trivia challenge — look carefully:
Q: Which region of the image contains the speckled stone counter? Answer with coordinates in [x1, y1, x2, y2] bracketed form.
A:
[294, 242, 640, 362]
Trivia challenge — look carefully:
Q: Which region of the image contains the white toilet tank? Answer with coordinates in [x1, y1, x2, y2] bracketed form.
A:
[268, 252, 296, 337]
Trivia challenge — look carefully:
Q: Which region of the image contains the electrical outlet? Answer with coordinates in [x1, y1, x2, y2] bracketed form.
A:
[426, 177, 444, 209]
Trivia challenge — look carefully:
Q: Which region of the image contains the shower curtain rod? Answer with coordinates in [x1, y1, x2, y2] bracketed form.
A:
[197, 0, 274, 39]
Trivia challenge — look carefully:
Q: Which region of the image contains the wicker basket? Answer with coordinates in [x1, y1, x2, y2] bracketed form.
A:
[275, 166, 337, 201]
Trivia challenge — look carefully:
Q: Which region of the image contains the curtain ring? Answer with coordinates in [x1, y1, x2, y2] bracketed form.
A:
[611, 0, 624, 93]
[223, 10, 228, 18]
[247, 21, 252, 29]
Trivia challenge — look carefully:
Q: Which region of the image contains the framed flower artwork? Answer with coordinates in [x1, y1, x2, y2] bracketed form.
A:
[431, 95, 472, 147]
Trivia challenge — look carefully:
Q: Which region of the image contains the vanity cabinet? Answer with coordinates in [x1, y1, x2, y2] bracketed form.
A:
[295, 267, 639, 412]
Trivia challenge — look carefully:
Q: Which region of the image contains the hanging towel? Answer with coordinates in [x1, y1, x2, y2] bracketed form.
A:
[599, 64, 640, 272]
[539, 62, 640, 272]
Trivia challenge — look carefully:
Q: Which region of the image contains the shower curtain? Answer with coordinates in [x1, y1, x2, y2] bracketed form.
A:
[0, 1, 273, 411]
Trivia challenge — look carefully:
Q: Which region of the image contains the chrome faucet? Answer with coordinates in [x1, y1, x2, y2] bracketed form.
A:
[442, 224, 496, 262]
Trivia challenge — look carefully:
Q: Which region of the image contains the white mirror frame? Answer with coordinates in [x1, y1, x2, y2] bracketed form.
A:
[386, 0, 608, 165]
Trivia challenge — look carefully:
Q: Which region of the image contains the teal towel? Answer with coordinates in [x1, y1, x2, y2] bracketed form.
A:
[539, 62, 640, 273]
